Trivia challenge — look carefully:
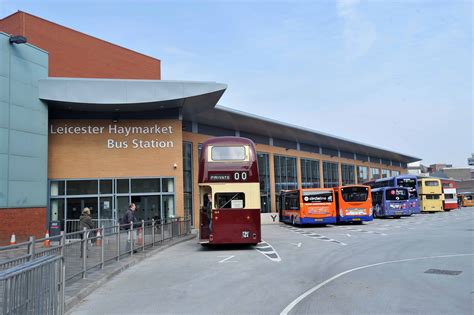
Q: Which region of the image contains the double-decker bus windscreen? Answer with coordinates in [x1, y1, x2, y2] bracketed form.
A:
[215, 192, 245, 209]
[397, 178, 418, 198]
[211, 146, 246, 160]
[385, 188, 408, 201]
[302, 190, 333, 203]
[341, 187, 369, 202]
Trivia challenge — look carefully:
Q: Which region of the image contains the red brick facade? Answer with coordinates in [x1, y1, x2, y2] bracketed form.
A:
[0, 208, 46, 245]
[0, 11, 161, 79]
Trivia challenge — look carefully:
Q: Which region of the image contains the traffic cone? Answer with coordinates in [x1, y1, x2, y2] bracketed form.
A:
[137, 227, 143, 244]
[10, 233, 16, 245]
[96, 229, 102, 247]
[43, 230, 50, 247]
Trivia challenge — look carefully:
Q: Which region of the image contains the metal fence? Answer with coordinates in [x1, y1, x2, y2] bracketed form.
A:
[0, 217, 191, 283]
[0, 255, 65, 315]
[65, 219, 116, 234]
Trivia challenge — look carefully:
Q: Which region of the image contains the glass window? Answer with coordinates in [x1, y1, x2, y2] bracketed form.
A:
[131, 178, 160, 193]
[50, 181, 65, 196]
[385, 188, 409, 201]
[357, 166, 368, 184]
[370, 168, 380, 180]
[67, 180, 98, 195]
[323, 161, 339, 188]
[274, 155, 298, 193]
[214, 192, 246, 209]
[382, 169, 390, 178]
[425, 194, 440, 200]
[117, 179, 129, 194]
[162, 178, 174, 192]
[341, 164, 355, 186]
[392, 170, 400, 176]
[50, 198, 64, 227]
[183, 142, 193, 222]
[302, 190, 333, 203]
[257, 152, 271, 213]
[425, 181, 439, 186]
[341, 186, 369, 202]
[301, 158, 320, 188]
[211, 146, 246, 160]
[100, 180, 112, 194]
[162, 195, 175, 219]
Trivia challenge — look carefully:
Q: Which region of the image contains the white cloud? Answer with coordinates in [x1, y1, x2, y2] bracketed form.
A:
[336, 0, 377, 59]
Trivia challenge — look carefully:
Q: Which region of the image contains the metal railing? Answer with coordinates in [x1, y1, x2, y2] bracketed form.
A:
[65, 219, 116, 234]
[0, 217, 191, 283]
[0, 255, 65, 315]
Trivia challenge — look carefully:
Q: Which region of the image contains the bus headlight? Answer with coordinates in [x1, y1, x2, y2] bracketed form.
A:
[369, 207, 373, 216]
[339, 208, 344, 217]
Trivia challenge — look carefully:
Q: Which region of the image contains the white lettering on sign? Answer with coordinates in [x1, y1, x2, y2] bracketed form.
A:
[50, 123, 175, 150]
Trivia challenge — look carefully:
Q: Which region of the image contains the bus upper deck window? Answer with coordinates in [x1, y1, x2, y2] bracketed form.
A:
[211, 146, 246, 161]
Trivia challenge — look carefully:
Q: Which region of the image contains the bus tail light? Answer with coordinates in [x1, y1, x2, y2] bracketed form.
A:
[402, 204, 406, 209]
[209, 234, 214, 242]
[339, 209, 344, 217]
[369, 207, 373, 216]
[412, 202, 416, 208]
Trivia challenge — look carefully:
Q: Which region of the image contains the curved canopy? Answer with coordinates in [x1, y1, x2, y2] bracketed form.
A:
[39, 78, 227, 115]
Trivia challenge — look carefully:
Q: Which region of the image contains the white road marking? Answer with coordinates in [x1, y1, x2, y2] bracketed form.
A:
[290, 242, 302, 247]
[346, 234, 351, 237]
[280, 253, 474, 315]
[256, 240, 281, 262]
[282, 225, 347, 246]
[217, 255, 237, 263]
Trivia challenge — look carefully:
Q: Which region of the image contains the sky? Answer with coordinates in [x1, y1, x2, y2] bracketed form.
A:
[1, 0, 472, 167]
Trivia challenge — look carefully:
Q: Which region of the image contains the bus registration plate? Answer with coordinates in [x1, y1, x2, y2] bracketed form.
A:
[308, 207, 328, 214]
[346, 208, 366, 215]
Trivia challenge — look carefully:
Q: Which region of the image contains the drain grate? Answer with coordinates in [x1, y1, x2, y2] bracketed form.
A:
[424, 269, 462, 276]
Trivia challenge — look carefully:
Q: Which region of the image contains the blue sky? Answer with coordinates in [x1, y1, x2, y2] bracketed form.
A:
[2, 0, 472, 167]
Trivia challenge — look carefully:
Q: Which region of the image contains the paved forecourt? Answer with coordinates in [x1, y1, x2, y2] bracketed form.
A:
[70, 207, 474, 315]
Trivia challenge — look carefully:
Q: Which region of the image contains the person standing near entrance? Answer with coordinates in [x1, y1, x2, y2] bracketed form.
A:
[205, 193, 213, 231]
[123, 203, 138, 253]
[124, 203, 138, 227]
[80, 207, 95, 257]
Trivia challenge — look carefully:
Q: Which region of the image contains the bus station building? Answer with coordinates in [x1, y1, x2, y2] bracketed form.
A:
[0, 11, 419, 243]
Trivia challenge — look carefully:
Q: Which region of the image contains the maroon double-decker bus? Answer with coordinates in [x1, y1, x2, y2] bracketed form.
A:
[198, 137, 261, 245]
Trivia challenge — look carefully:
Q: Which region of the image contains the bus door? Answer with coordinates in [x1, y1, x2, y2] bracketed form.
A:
[199, 186, 212, 242]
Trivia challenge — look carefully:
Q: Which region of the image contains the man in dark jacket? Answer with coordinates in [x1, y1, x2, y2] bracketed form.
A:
[124, 203, 138, 253]
[123, 203, 138, 229]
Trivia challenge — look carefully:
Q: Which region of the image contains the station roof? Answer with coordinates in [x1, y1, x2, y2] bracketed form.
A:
[185, 106, 420, 164]
[39, 78, 420, 164]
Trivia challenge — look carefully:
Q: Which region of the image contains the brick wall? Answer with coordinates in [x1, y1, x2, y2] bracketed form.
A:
[0, 11, 161, 79]
[0, 208, 46, 245]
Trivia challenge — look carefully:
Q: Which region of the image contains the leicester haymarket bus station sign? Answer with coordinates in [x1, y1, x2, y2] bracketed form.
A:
[50, 123, 175, 149]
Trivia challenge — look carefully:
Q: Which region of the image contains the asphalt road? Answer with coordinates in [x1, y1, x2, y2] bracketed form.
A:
[70, 207, 474, 315]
